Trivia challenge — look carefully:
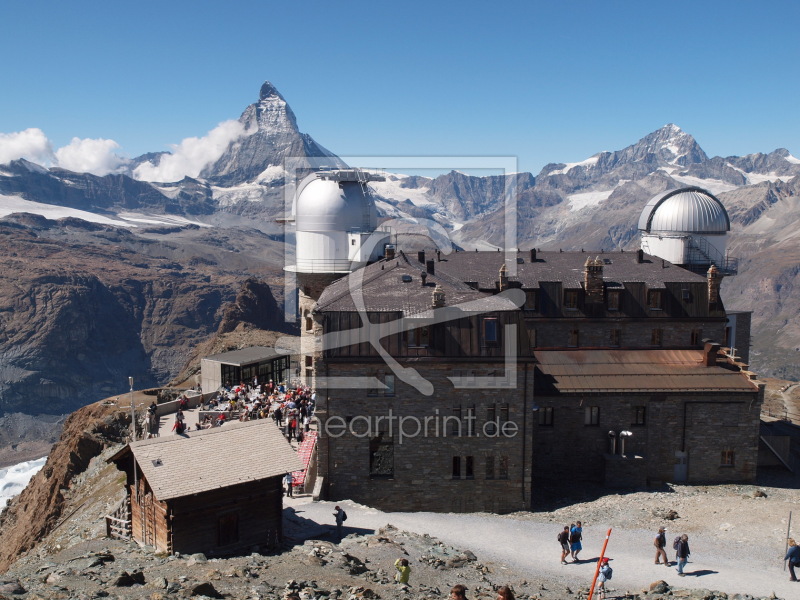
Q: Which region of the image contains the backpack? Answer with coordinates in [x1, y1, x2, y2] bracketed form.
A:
[602, 565, 613, 580]
[342, 510, 348, 522]
[672, 536, 681, 551]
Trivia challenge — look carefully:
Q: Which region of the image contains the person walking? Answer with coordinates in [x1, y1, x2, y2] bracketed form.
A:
[394, 558, 411, 585]
[333, 505, 346, 542]
[785, 538, 800, 581]
[654, 526, 669, 565]
[558, 525, 571, 564]
[284, 472, 294, 497]
[676, 534, 690, 576]
[570, 521, 583, 561]
[597, 557, 613, 599]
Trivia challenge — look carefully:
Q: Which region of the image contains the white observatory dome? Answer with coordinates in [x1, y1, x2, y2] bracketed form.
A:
[290, 169, 388, 274]
[295, 171, 377, 233]
[638, 187, 730, 234]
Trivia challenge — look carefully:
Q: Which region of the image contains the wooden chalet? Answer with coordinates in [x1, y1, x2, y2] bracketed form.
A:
[109, 419, 302, 555]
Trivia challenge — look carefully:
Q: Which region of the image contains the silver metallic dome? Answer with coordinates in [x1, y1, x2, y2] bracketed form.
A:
[638, 187, 730, 234]
[294, 171, 378, 232]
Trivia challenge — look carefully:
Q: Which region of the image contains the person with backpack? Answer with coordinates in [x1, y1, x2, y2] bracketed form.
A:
[333, 505, 347, 542]
[675, 534, 690, 576]
[654, 526, 669, 565]
[558, 526, 571, 564]
[784, 538, 800, 581]
[597, 557, 613, 599]
[570, 521, 583, 561]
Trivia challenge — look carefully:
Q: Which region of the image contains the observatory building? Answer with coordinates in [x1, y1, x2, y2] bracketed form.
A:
[285, 169, 392, 383]
[638, 187, 738, 276]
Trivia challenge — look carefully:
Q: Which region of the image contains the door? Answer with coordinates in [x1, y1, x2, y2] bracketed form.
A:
[674, 450, 688, 482]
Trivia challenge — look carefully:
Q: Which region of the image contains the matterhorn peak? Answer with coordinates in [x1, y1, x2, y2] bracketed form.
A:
[259, 80, 286, 102]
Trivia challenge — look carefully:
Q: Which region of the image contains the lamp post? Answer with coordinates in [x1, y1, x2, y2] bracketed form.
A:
[128, 377, 135, 442]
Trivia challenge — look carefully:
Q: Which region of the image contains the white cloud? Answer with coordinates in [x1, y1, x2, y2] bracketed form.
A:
[54, 137, 126, 176]
[133, 120, 248, 182]
[0, 128, 54, 165]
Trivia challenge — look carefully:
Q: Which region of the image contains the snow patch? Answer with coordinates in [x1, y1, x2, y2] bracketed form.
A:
[117, 212, 211, 228]
[0, 456, 46, 509]
[669, 174, 740, 194]
[783, 153, 800, 165]
[0, 194, 132, 226]
[369, 177, 437, 208]
[567, 189, 613, 211]
[547, 155, 599, 176]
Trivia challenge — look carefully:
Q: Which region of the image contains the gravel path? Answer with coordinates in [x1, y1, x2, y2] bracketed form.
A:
[288, 494, 797, 599]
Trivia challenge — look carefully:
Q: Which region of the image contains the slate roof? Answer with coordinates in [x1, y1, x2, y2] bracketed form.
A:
[203, 346, 290, 365]
[109, 420, 303, 501]
[534, 349, 758, 394]
[315, 250, 704, 313]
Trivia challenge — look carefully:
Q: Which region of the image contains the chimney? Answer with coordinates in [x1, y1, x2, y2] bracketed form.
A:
[426, 260, 435, 275]
[704, 341, 721, 367]
[636, 249, 644, 263]
[499, 264, 508, 291]
[432, 284, 446, 308]
[530, 248, 537, 262]
[436, 249, 441, 262]
[420, 271, 427, 286]
[707, 264, 721, 305]
[384, 245, 395, 260]
[417, 250, 426, 264]
[584, 256, 604, 303]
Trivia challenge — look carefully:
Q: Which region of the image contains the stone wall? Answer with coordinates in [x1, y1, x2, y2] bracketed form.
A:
[531, 387, 763, 486]
[316, 360, 535, 513]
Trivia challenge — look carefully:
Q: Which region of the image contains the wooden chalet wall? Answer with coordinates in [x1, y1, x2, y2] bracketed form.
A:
[169, 477, 284, 556]
[128, 469, 284, 555]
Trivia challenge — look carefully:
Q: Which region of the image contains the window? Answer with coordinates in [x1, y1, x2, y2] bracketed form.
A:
[584, 406, 600, 426]
[305, 316, 313, 332]
[691, 328, 703, 346]
[369, 433, 394, 478]
[564, 290, 579, 310]
[482, 318, 499, 345]
[408, 326, 430, 347]
[217, 512, 239, 547]
[651, 328, 663, 346]
[465, 456, 474, 479]
[568, 329, 579, 347]
[538, 406, 554, 426]
[524, 290, 538, 311]
[384, 374, 395, 397]
[305, 355, 313, 368]
[721, 450, 735, 467]
[498, 456, 509, 479]
[465, 405, 476, 436]
[452, 456, 462, 478]
[610, 329, 621, 347]
[485, 455, 495, 480]
[647, 290, 664, 310]
[634, 406, 646, 426]
[485, 404, 497, 436]
[526, 323, 537, 348]
[607, 290, 620, 311]
[450, 406, 462, 436]
[681, 288, 692, 302]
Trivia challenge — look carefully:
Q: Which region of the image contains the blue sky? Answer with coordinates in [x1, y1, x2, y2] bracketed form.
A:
[1, 0, 798, 175]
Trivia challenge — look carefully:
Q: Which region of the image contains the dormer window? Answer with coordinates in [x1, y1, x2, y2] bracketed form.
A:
[564, 290, 579, 310]
[607, 290, 620, 311]
[647, 290, 664, 310]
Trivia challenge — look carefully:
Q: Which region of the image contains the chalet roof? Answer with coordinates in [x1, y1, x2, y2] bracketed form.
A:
[203, 346, 290, 366]
[534, 349, 758, 394]
[316, 250, 705, 313]
[109, 420, 303, 501]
